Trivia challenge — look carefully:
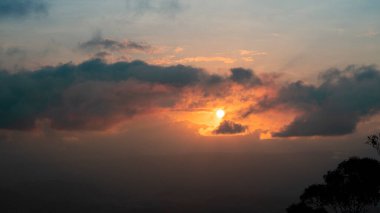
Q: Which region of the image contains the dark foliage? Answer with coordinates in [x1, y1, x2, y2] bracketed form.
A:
[287, 157, 380, 213]
[366, 133, 380, 154]
[287, 202, 328, 213]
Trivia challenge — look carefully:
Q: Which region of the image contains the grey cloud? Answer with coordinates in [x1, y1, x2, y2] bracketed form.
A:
[0, 0, 48, 19]
[230, 68, 262, 87]
[7, 56, 379, 137]
[79, 37, 125, 52]
[47, 80, 180, 130]
[0, 59, 205, 130]
[254, 65, 380, 137]
[213, 120, 248, 135]
[126, 41, 151, 51]
[0, 59, 260, 131]
[79, 34, 151, 53]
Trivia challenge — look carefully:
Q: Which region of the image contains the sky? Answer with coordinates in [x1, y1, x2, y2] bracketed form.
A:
[1, 0, 380, 212]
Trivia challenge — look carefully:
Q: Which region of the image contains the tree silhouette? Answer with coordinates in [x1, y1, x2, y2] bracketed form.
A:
[287, 202, 328, 213]
[287, 157, 380, 213]
[366, 133, 380, 154]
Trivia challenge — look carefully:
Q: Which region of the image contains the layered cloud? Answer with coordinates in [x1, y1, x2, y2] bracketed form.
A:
[79, 34, 152, 53]
[176, 57, 235, 64]
[78, 34, 155, 63]
[247, 65, 380, 137]
[2, 58, 380, 138]
[0, 59, 261, 131]
[0, 0, 48, 19]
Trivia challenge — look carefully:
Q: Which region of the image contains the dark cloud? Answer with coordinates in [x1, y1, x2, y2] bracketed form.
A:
[47, 80, 180, 130]
[229, 68, 262, 87]
[79, 34, 151, 53]
[0, 59, 206, 130]
[213, 120, 248, 135]
[79, 36, 126, 52]
[126, 0, 183, 17]
[126, 41, 151, 51]
[5, 57, 379, 137]
[251, 65, 380, 137]
[0, 59, 261, 131]
[0, 0, 48, 19]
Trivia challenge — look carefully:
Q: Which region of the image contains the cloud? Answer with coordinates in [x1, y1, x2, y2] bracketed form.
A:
[150, 56, 236, 66]
[47, 80, 180, 130]
[174, 47, 184, 53]
[239, 50, 267, 62]
[4, 55, 380, 138]
[0, 59, 263, 131]
[0, 59, 203, 130]
[126, 41, 152, 51]
[229, 68, 262, 86]
[213, 120, 248, 135]
[0, 0, 48, 19]
[79, 34, 151, 53]
[126, 0, 183, 17]
[4, 54, 380, 138]
[239, 50, 267, 56]
[250, 65, 380, 137]
[242, 57, 255, 62]
[176, 56, 235, 64]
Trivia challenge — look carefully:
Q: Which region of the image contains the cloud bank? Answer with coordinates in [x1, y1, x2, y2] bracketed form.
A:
[2, 58, 380, 138]
[0, 59, 260, 131]
[79, 34, 151, 53]
[249, 65, 380, 137]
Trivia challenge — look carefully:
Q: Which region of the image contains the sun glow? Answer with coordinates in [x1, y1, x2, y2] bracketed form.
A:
[216, 109, 225, 119]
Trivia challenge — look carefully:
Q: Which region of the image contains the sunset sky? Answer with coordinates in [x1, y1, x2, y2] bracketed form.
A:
[1, 1, 380, 212]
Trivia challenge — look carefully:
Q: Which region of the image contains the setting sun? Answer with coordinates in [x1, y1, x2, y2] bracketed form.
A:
[216, 109, 225, 119]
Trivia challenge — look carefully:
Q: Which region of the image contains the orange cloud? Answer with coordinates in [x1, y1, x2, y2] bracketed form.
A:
[150, 55, 236, 66]
[176, 56, 236, 64]
[174, 47, 184, 53]
[239, 50, 268, 56]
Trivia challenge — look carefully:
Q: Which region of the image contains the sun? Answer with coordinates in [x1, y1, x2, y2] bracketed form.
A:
[216, 109, 225, 119]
